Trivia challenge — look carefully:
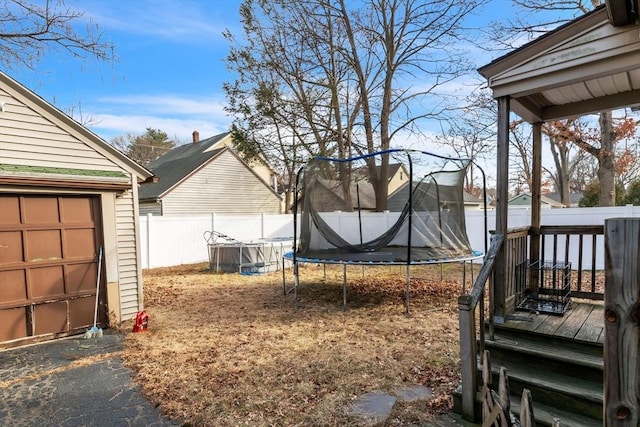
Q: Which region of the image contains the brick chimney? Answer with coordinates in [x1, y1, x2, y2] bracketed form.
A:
[192, 130, 200, 143]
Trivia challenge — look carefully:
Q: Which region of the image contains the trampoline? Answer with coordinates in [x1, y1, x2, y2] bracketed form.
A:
[284, 148, 487, 312]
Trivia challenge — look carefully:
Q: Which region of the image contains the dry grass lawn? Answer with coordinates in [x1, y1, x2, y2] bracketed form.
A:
[122, 262, 471, 426]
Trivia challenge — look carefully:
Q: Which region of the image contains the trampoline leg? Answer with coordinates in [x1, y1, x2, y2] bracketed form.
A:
[405, 265, 411, 314]
[462, 261, 467, 294]
[294, 263, 299, 308]
[440, 263, 443, 281]
[281, 257, 286, 296]
[343, 264, 347, 310]
[470, 261, 475, 283]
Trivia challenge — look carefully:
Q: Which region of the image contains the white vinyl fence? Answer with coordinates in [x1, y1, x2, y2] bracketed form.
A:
[139, 205, 639, 269]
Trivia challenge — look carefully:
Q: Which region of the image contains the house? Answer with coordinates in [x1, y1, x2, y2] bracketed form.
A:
[508, 193, 565, 209]
[353, 162, 409, 195]
[300, 163, 410, 212]
[545, 191, 584, 207]
[303, 178, 377, 212]
[0, 71, 154, 348]
[462, 192, 486, 210]
[190, 130, 278, 190]
[138, 132, 281, 215]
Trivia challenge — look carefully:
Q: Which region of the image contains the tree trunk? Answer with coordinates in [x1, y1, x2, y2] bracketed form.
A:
[548, 137, 571, 206]
[598, 111, 616, 206]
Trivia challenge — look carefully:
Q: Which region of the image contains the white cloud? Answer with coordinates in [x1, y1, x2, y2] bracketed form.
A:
[78, 92, 232, 142]
[96, 94, 228, 116]
[85, 1, 236, 44]
[89, 113, 230, 143]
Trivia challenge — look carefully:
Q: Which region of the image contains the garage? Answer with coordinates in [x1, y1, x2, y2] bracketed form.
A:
[0, 194, 104, 342]
[1, 71, 154, 348]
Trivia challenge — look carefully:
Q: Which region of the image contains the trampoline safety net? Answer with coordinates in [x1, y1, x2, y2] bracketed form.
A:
[296, 149, 474, 263]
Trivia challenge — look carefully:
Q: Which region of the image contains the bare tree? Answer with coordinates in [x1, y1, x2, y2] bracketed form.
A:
[437, 90, 497, 195]
[0, 0, 114, 71]
[225, 0, 487, 211]
[110, 128, 175, 168]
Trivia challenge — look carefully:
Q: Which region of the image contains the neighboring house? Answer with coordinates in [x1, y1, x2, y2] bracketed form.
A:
[300, 164, 409, 212]
[387, 177, 484, 211]
[354, 163, 410, 195]
[508, 193, 565, 209]
[0, 71, 154, 348]
[463, 192, 487, 210]
[545, 192, 584, 207]
[138, 132, 281, 215]
[303, 178, 377, 212]
[191, 130, 278, 190]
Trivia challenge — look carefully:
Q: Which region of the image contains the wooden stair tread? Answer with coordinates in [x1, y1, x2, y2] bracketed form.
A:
[509, 392, 602, 427]
[485, 335, 603, 370]
[488, 357, 603, 403]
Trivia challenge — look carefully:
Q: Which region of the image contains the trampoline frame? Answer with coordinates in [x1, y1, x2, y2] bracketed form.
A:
[285, 148, 489, 313]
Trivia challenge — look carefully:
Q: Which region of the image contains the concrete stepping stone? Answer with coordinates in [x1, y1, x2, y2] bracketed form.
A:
[345, 391, 397, 425]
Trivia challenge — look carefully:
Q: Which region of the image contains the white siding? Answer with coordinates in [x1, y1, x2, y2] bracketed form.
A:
[139, 202, 161, 216]
[116, 191, 142, 320]
[162, 150, 281, 215]
[0, 87, 122, 172]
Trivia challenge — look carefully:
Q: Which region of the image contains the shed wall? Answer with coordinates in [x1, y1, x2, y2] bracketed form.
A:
[115, 190, 142, 320]
[0, 88, 122, 173]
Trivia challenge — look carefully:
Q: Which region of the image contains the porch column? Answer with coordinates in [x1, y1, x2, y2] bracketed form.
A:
[529, 122, 543, 292]
[493, 96, 510, 322]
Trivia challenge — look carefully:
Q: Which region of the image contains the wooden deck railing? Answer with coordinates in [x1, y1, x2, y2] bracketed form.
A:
[503, 227, 529, 313]
[458, 233, 504, 421]
[502, 225, 606, 311]
[539, 225, 604, 299]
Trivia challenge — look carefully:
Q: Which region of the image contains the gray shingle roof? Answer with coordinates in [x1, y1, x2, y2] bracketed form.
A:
[138, 132, 229, 201]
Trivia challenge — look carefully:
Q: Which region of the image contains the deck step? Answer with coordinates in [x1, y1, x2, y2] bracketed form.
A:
[484, 334, 603, 385]
[489, 321, 603, 357]
[488, 357, 603, 421]
[484, 335, 603, 370]
[452, 388, 601, 427]
[509, 392, 602, 427]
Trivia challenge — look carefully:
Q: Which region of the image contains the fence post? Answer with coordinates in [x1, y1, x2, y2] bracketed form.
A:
[145, 213, 152, 269]
[625, 204, 633, 217]
[210, 212, 216, 233]
[261, 213, 265, 239]
[604, 218, 639, 426]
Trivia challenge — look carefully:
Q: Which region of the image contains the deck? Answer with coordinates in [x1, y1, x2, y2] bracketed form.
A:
[500, 300, 604, 345]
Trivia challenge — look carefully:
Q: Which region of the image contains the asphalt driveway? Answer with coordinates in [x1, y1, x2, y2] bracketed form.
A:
[0, 330, 178, 427]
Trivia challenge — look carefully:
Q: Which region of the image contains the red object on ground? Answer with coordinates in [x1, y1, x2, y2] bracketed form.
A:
[132, 310, 149, 332]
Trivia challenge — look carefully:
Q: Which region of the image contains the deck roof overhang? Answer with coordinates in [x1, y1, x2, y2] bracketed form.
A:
[478, 6, 640, 123]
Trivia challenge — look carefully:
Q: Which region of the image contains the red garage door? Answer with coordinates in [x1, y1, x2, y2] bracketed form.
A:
[0, 194, 103, 347]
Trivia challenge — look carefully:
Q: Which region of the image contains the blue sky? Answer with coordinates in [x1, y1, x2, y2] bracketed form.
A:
[8, 0, 521, 145]
[10, 0, 246, 143]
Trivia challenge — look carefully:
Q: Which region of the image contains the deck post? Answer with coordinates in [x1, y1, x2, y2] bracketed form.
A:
[604, 218, 639, 426]
[529, 122, 543, 293]
[493, 96, 510, 322]
[458, 294, 477, 421]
